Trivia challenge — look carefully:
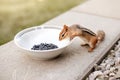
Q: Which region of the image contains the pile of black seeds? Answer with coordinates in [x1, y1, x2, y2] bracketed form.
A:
[31, 43, 58, 50]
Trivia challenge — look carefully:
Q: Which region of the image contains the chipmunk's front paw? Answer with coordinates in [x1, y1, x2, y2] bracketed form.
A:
[70, 37, 73, 41]
[70, 36, 74, 40]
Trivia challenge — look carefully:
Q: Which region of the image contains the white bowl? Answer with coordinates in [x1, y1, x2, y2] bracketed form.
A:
[14, 25, 71, 60]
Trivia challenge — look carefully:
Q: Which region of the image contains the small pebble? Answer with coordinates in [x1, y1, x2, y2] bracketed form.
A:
[110, 67, 116, 72]
[106, 64, 111, 70]
[115, 52, 120, 57]
[109, 73, 115, 77]
[100, 63, 106, 67]
[88, 73, 96, 80]
[109, 77, 116, 80]
[110, 50, 115, 53]
[115, 57, 120, 65]
[93, 71, 103, 77]
[103, 70, 110, 75]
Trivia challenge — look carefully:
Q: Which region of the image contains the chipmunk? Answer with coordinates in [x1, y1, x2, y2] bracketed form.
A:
[59, 24, 105, 52]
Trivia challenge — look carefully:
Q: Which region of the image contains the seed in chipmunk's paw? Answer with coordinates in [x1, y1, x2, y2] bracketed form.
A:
[31, 43, 58, 50]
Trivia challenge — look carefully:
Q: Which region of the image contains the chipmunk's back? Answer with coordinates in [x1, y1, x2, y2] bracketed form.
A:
[70, 24, 96, 36]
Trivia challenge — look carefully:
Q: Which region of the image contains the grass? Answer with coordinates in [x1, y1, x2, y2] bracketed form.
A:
[0, 0, 85, 45]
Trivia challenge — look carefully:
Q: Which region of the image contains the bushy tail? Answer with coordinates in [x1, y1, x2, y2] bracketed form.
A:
[97, 30, 105, 44]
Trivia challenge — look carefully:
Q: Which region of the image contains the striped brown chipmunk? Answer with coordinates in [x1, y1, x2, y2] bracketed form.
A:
[59, 24, 105, 52]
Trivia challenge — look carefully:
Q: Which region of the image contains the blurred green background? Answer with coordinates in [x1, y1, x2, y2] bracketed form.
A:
[0, 0, 85, 45]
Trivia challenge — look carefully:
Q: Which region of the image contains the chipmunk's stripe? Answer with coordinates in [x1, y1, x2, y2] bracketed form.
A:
[82, 30, 96, 36]
[76, 25, 96, 36]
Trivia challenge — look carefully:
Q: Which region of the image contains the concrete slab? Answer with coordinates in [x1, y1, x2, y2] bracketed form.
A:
[71, 0, 120, 19]
[0, 11, 120, 80]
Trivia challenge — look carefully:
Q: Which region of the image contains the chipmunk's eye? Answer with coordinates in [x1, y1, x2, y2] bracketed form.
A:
[61, 32, 66, 37]
[62, 34, 64, 37]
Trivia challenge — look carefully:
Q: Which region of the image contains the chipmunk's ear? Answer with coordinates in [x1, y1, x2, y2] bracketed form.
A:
[63, 25, 68, 31]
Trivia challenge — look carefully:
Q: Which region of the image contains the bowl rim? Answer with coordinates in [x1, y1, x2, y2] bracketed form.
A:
[14, 25, 73, 53]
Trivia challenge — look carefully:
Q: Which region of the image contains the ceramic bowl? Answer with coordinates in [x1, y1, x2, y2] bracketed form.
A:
[14, 25, 71, 60]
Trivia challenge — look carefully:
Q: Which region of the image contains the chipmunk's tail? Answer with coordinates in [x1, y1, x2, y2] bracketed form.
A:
[97, 30, 105, 44]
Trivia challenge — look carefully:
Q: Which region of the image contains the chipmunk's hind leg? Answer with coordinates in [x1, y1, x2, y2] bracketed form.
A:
[88, 37, 98, 52]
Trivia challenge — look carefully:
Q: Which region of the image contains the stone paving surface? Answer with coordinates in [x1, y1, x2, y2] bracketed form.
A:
[0, 0, 120, 80]
[71, 0, 120, 19]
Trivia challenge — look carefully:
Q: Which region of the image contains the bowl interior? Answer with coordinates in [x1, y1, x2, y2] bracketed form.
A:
[14, 26, 70, 51]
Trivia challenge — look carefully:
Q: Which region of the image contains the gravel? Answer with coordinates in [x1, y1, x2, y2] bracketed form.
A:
[86, 40, 120, 80]
[31, 43, 58, 50]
